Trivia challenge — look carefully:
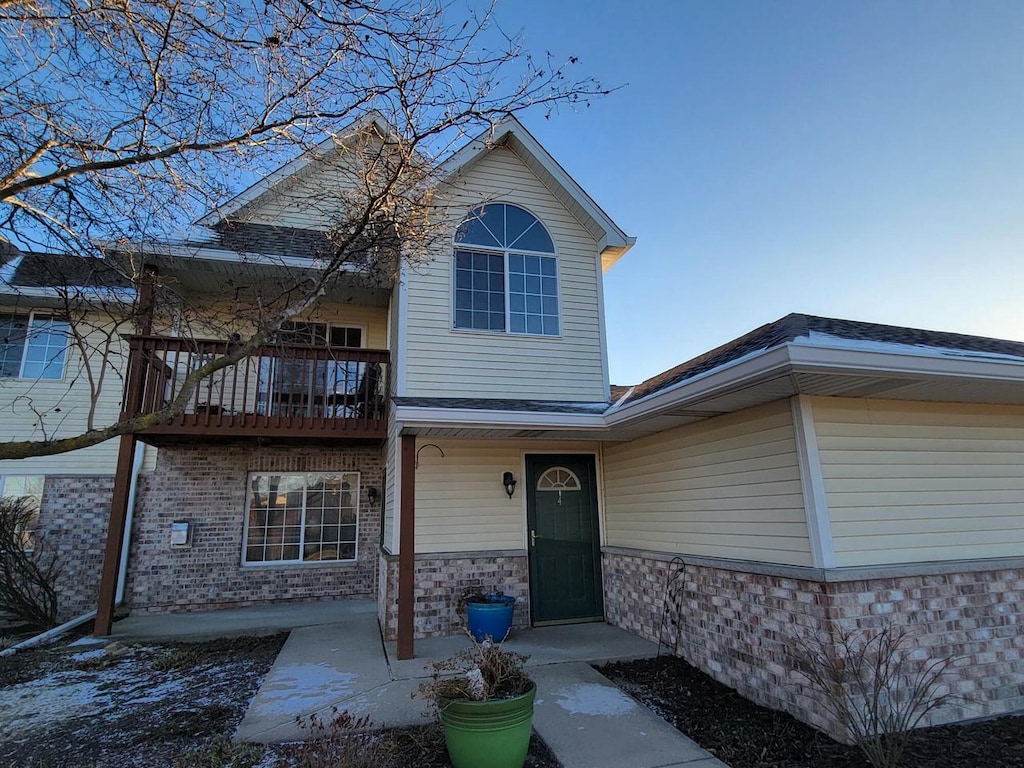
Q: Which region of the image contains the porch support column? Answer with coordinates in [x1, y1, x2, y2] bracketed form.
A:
[94, 433, 137, 636]
[397, 433, 416, 659]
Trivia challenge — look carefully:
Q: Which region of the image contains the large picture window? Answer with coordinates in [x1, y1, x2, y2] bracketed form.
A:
[244, 472, 359, 564]
[0, 313, 69, 380]
[453, 203, 559, 336]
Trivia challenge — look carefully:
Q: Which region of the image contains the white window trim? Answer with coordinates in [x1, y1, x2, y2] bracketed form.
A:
[0, 311, 70, 382]
[241, 471, 361, 567]
[450, 203, 563, 339]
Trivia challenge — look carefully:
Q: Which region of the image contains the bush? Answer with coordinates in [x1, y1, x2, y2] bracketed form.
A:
[793, 621, 956, 768]
[0, 496, 60, 627]
[279, 709, 394, 768]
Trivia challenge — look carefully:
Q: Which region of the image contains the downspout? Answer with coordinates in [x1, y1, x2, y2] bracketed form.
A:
[1, 444, 144, 656]
[115, 442, 145, 606]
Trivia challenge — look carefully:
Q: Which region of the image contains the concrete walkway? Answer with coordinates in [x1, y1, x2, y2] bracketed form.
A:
[234, 613, 728, 768]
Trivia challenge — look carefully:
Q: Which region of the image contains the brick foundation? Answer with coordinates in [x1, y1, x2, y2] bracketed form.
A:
[36, 475, 113, 620]
[126, 444, 383, 613]
[603, 547, 1024, 740]
[378, 550, 529, 640]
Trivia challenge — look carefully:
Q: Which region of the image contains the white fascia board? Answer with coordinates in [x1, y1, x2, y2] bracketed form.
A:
[439, 117, 634, 255]
[0, 286, 137, 304]
[393, 405, 607, 431]
[605, 346, 794, 425]
[139, 243, 362, 273]
[787, 343, 1024, 383]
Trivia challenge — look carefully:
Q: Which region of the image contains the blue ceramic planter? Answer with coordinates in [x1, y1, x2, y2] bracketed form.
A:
[466, 594, 516, 642]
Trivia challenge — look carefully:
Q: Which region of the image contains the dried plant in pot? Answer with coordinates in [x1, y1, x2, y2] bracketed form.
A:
[418, 631, 536, 768]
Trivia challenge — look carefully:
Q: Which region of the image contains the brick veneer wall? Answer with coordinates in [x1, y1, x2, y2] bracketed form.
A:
[36, 475, 113, 620]
[378, 550, 529, 640]
[126, 444, 383, 613]
[603, 547, 1024, 741]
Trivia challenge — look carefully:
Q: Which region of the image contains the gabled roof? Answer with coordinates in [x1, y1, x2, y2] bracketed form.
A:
[194, 112, 396, 227]
[195, 114, 635, 269]
[438, 116, 635, 270]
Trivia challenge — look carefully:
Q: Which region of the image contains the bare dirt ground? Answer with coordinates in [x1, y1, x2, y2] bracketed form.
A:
[0, 631, 560, 768]
[600, 655, 1024, 768]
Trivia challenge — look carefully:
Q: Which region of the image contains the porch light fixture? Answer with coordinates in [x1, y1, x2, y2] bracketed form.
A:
[502, 471, 517, 499]
[368, 487, 379, 504]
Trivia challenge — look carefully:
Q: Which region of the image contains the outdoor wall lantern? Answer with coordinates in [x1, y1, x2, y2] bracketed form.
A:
[368, 487, 379, 504]
[502, 471, 518, 499]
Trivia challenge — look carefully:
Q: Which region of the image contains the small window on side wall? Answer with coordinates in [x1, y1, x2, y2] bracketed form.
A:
[453, 203, 559, 336]
[0, 313, 69, 380]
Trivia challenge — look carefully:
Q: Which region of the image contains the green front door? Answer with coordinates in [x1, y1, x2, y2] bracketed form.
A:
[526, 454, 603, 625]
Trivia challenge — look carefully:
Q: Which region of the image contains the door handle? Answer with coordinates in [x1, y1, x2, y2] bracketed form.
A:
[530, 529, 538, 547]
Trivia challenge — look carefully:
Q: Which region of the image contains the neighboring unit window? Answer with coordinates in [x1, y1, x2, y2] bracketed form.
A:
[244, 472, 358, 564]
[0, 475, 44, 550]
[0, 313, 69, 380]
[453, 203, 559, 336]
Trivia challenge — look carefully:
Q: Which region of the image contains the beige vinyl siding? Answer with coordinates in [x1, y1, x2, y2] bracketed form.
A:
[0, 315, 129, 476]
[812, 397, 1024, 567]
[603, 401, 812, 566]
[403, 146, 607, 402]
[382, 407, 400, 553]
[413, 439, 599, 553]
[239, 136, 386, 231]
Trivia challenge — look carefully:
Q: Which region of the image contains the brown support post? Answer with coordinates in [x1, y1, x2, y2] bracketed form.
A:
[94, 433, 136, 636]
[95, 335, 147, 636]
[397, 434, 416, 660]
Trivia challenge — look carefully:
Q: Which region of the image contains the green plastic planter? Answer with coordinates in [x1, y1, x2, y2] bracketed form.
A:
[440, 682, 537, 768]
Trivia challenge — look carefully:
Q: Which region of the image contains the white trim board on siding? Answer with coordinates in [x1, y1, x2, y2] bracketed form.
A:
[790, 395, 836, 569]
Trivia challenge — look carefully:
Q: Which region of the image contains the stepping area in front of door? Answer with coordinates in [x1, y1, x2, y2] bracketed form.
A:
[236, 614, 729, 768]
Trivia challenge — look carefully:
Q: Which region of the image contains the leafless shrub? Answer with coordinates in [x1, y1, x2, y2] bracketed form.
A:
[279, 709, 393, 768]
[793, 622, 957, 767]
[0, 496, 60, 627]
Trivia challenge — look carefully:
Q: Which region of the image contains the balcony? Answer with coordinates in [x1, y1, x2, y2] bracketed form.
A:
[127, 335, 389, 444]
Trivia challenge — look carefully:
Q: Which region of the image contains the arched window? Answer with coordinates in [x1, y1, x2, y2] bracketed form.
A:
[536, 467, 581, 491]
[453, 203, 559, 336]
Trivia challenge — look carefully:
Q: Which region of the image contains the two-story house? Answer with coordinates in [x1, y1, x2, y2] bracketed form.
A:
[3, 115, 1024, 739]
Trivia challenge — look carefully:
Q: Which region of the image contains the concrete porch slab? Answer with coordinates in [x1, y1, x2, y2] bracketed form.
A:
[386, 621, 660, 680]
[109, 599, 377, 642]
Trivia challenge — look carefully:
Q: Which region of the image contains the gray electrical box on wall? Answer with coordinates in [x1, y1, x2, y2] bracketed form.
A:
[170, 520, 192, 547]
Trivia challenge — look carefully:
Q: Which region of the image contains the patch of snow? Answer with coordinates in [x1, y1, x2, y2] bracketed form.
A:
[70, 649, 107, 662]
[68, 636, 106, 648]
[553, 683, 637, 717]
[247, 663, 358, 717]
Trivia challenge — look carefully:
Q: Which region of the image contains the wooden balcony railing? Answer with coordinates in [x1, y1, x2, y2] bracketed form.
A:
[126, 335, 389, 441]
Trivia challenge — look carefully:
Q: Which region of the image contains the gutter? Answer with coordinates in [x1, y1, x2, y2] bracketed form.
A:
[0, 610, 98, 657]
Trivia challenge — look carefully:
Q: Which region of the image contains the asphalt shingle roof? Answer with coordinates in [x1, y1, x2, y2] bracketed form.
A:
[5, 251, 132, 290]
[622, 313, 1024, 405]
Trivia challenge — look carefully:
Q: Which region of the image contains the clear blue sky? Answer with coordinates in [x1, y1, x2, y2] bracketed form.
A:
[490, 1, 1024, 385]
